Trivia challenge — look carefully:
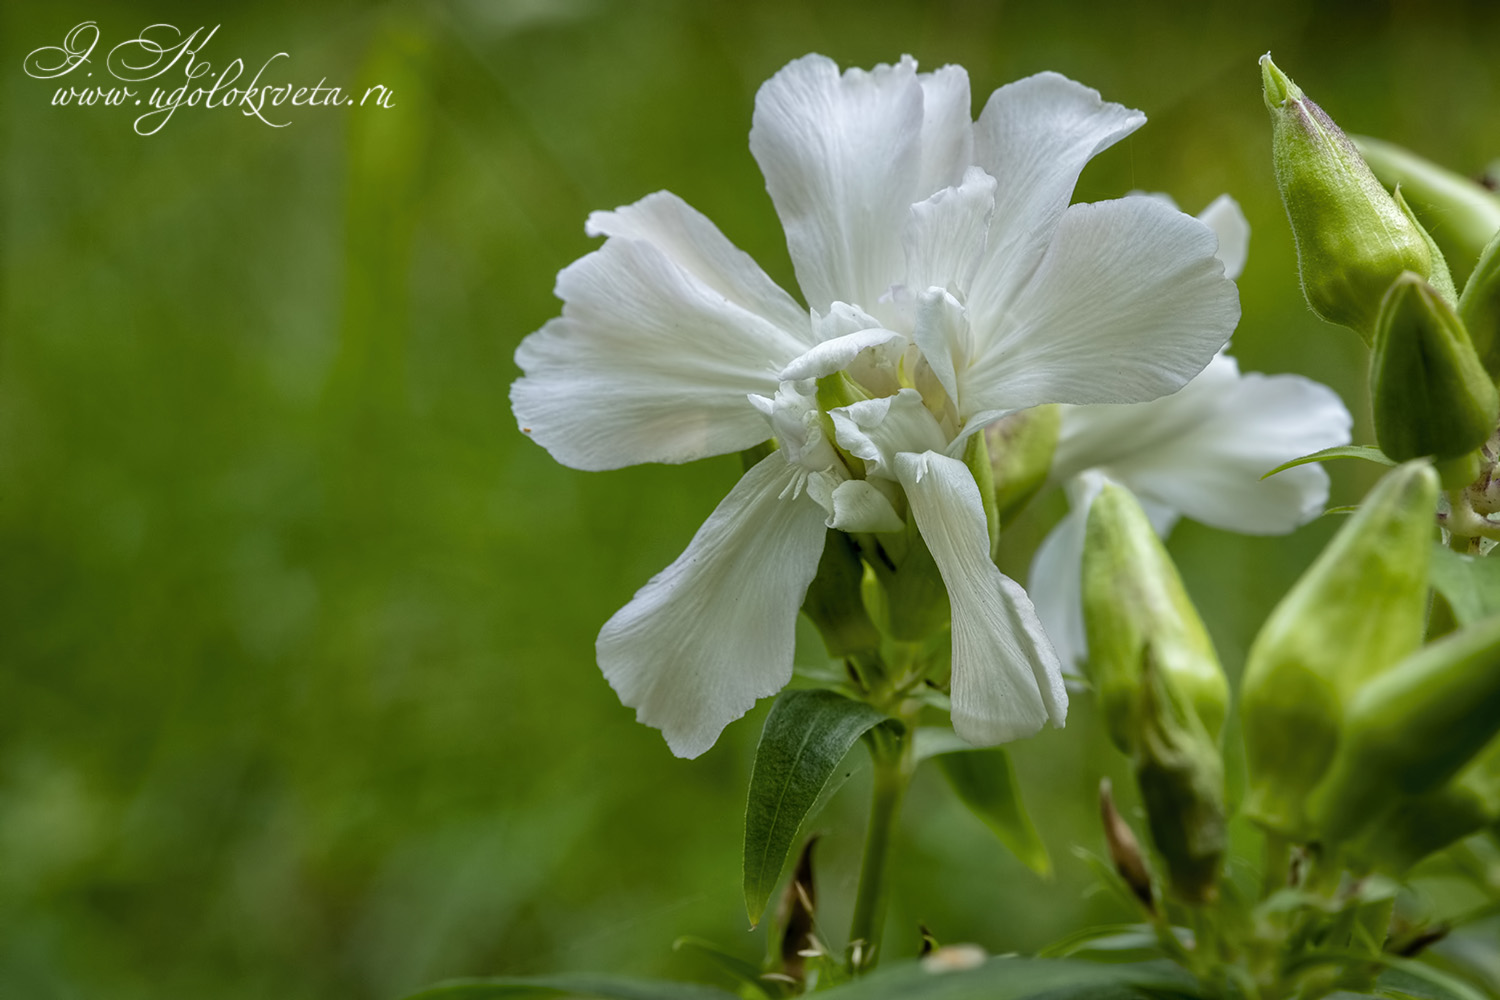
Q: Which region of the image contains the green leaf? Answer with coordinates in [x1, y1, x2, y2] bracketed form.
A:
[1376, 960, 1492, 1000]
[1037, 923, 1176, 961]
[1263, 445, 1396, 479]
[672, 938, 770, 997]
[400, 973, 741, 1000]
[1430, 544, 1500, 625]
[813, 956, 1197, 1000]
[743, 689, 888, 925]
[933, 747, 1051, 878]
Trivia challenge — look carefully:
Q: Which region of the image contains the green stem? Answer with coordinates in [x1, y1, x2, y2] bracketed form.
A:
[847, 721, 915, 974]
[1261, 830, 1293, 900]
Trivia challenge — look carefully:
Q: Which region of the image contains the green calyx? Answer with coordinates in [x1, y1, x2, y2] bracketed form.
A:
[1459, 226, 1500, 380]
[1239, 460, 1439, 839]
[1355, 134, 1500, 285]
[1307, 613, 1500, 845]
[1081, 484, 1227, 902]
[983, 405, 1061, 525]
[1081, 483, 1229, 755]
[1262, 55, 1437, 342]
[1370, 271, 1499, 463]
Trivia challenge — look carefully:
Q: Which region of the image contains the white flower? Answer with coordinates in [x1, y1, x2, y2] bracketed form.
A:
[1026, 195, 1354, 671]
[512, 54, 1240, 758]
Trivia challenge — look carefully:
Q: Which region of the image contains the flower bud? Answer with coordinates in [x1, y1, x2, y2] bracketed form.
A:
[1135, 650, 1226, 904]
[1352, 733, 1500, 872]
[1099, 778, 1154, 912]
[1081, 482, 1228, 754]
[983, 405, 1061, 525]
[1308, 613, 1500, 844]
[1458, 228, 1500, 380]
[1240, 461, 1438, 838]
[1354, 134, 1500, 284]
[1262, 55, 1435, 342]
[1371, 272, 1499, 466]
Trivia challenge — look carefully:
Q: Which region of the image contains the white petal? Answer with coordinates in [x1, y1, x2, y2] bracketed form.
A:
[831, 388, 949, 480]
[514, 237, 813, 470]
[597, 452, 830, 758]
[1049, 354, 1245, 481]
[1196, 194, 1250, 282]
[911, 287, 972, 407]
[916, 65, 975, 196]
[780, 327, 904, 381]
[957, 197, 1240, 423]
[750, 55, 925, 312]
[586, 191, 813, 339]
[1100, 369, 1350, 534]
[1027, 473, 1103, 675]
[966, 73, 1145, 327]
[894, 451, 1067, 744]
[827, 479, 906, 533]
[902, 167, 997, 298]
[753, 380, 844, 475]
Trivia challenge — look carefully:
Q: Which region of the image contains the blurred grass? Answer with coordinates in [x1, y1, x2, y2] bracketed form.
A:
[3, 1, 1500, 997]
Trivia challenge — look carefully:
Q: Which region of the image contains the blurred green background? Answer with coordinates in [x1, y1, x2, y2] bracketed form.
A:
[5, 1, 1500, 997]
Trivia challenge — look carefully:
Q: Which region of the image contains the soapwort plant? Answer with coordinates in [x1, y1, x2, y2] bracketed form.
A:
[407, 53, 1500, 1000]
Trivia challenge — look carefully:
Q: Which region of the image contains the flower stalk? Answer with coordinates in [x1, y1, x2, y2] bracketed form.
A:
[847, 716, 917, 973]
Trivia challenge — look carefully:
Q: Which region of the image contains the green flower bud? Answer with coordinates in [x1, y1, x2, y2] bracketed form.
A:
[1370, 271, 1499, 464]
[1262, 55, 1434, 342]
[1308, 613, 1500, 844]
[983, 405, 1061, 525]
[1354, 134, 1500, 285]
[1135, 650, 1227, 904]
[1352, 732, 1500, 872]
[1458, 227, 1500, 380]
[1394, 188, 1458, 306]
[1240, 461, 1438, 838]
[1082, 482, 1228, 754]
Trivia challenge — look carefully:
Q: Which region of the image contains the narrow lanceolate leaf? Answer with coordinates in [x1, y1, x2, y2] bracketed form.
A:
[934, 748, 1052, 877]
[743, 689, 888, 924]
[400, 974, 740, 1000]
[814, 955, 1196, 1000]
[1430, 544, 1500, 626]
[1261, 444, 1395, 479]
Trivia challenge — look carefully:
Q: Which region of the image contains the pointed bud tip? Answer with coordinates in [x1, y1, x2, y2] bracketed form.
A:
[1260, 54, 1298, 109]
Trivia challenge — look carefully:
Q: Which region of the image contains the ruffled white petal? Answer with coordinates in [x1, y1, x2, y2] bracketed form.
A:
[957, 197, 1240, 424]
[894, 451, 1067, 745]
[1099, 370, 1349, 534]
[750, 54, 925, 312]
[1028, 472, 1102, 674]
[916, 65, 975, 195]
[827, 479, 905, 532]
[586, 191, 814, 340]
[1049, 354, 1244, 480]
[1049, 354, 1351, 533]
[513, 235, 813, 470]
[749, 380, 845, 475]
[1197, 194, 1250, 283]
[911, 287, 972, 408]
[780, 327, 904, 381]
[966, 73, 1145, 328]
[831, 388, 949, 480]
[597, 452, 830, 758]
[902, 167, 997, 298]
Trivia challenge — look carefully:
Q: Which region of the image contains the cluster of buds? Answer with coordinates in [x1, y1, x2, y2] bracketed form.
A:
[1080, 483, 1228, 903]
[1240, 461, 1500, 865]
[1262, 56, 1500, 487]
